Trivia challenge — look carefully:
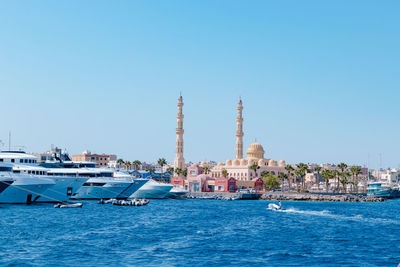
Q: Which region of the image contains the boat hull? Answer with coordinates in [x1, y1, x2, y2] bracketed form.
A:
[130, 180, 173, 199]
[0, 177, 54, 204]
[73, 181, 131, 200]
[35, 177, 89, 203]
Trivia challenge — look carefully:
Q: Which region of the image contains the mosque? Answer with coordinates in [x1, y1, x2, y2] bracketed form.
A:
[209, 98, 287, 181]
[171, 95, 287, 192]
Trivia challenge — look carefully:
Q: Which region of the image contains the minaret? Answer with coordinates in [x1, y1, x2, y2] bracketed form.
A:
[235, 98, 244, 159]
[174, 94, 185, 171]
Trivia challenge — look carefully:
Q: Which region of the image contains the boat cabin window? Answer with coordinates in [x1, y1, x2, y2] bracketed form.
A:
[100, 172, 113, 178]
[11, 159, 15, 163]
[0, 166, 12, 172]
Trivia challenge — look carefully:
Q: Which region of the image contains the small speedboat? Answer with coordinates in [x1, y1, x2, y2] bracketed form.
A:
[54, 203, 83, 208]
[268, 201, 283, 211]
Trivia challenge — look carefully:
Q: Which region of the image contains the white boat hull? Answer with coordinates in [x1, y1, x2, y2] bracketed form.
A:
[73, 181, 131, 199]
[35, 177, 89, 203]
[130, 180, 173, 199]
[0, 177, 55, 204]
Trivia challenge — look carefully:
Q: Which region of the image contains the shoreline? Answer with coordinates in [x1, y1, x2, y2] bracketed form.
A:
[187, 192, 386, 202]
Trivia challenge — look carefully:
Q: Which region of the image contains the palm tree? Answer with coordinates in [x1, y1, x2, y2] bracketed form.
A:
[132, 160, 141, 179]
[146, 167, 155, 178]
[314, 166, 322, 190]
[297, 163, 308, 190]
[337, 162, 348, 191]
[124, 161, 131, 171]
[166, 167, 174, 176]
[278, 173, 288, 191]
[285, 165, 294, 191]
[340, 171, 351, 193]
[350, 166, 362, 193]
[332, 169, 340, 192]
[249, 163, 260, 179]
[116, 158, 124, 169]
[175, 168, 182, 176]
[294, 170, 303, 191]
[221, 169, 228, 178]
[182, 168, 188, 178]
[321, 169, 332, 193]
[157, 158, 167, 182]
[203, 166, 210, 175]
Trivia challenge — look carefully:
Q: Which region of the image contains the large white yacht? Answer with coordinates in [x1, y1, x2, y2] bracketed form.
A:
[41, 159, 148, 200]
[0, 161, 55, 204]
[130, 179, 173, 199]
[0, 151, 89, 203]
[72, 168, 142, 200]
[0, 164, 14, 195]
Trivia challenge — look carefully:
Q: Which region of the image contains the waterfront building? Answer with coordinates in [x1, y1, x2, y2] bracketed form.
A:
[71, 150, 117, 167]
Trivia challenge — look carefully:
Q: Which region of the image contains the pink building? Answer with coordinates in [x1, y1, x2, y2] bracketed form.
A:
[215, 177, 236, 192]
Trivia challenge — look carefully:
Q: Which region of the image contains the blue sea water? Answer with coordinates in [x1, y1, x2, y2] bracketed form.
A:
[1, 199, 400, 266]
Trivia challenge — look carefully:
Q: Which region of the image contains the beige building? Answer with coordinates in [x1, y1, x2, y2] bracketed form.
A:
[72, 150, 117, 167]
[210, 99, 287, 180]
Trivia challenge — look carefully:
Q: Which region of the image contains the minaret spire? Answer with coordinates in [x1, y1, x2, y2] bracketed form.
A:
[235, 98, 244, 159]
[174, 94, 185, 172]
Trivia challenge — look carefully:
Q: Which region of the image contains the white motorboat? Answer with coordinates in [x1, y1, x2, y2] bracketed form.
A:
[166, 185, 188, 198]
[268, 201, 283, 211]
[130, 179, 173, 199]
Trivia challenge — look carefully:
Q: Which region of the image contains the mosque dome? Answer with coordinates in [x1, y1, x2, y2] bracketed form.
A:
[268, 159, 274, 166]
[240, 158, 248, 166]
[246, 142, 265, 159]
[226, 159, 232, 166]
[200, 161, 208, 167]
[233, 159, 240, 166]
[279, 160, 286, 167]
[217, 162, 224, 167]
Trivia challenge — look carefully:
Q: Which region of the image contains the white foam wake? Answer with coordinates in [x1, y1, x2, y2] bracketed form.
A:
[268, 207, 400, 225]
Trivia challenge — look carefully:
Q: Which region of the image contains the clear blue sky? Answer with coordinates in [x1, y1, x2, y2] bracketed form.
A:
[1, 0, 399, 169]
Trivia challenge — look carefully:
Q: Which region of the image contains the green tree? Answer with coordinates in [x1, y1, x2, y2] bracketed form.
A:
[332, 169, 340, 192]
[340, 171, 351, 193]
[157, 158, 167, 182]
[296, 163, 308, 190]
[314, 166, 322, 190]
[265, 174, 280, 190]
[124, 161, 131, 171]
[249, 163, 260, 179]
[132, 160, 141, 179]
[321, 169, 332, 193]
[182, 168, 188, 178]
[294, 169, 303, 191]
[117, 158, 124, 168]
[337, 162, 348, 191]
[166, 167, 174, 175]
[285, 165, 294, 191]
[203, 166, 210, 175]
[146, 167, 155, 177]
[350, 166, 362, 193]
[221, 169, 228, 178]
[175, 168, 183, 176]
[278, 172, 288, 191]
